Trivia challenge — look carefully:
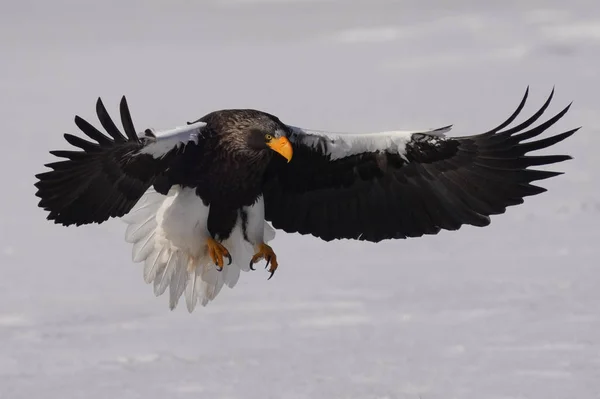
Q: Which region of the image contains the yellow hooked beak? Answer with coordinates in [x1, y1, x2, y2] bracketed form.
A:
[267, 136, 293, 163]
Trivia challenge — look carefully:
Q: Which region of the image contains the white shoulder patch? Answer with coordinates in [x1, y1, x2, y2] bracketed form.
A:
[287, 124, 452, 160]
[137, 120, 207, 159]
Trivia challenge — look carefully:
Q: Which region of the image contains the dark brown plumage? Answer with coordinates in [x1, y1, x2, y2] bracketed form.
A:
[35, 88, 577, 242]
[262, 88, 577, 242]
[32, 87, 578, 310]
[35, 101, 292, 240]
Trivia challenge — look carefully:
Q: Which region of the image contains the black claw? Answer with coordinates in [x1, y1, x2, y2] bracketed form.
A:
[267, 270, 275, 280]
[216, 265, 223, 272]
[265, 257, 271, 270]
[225, 253, 232, 265]
[249, 260, 255, 271]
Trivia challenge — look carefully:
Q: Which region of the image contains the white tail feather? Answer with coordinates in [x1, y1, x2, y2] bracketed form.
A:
[122, 186, 276, 312]
[132, 231, 156, 262]
[124, 216, 156, 243]
[143, 247, 164, 284]
[169, 253, 188, 310]
[153, 250, 178, 296]
[184, 271, 198, 312]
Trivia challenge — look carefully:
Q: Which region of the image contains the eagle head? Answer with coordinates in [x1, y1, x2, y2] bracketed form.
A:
[198, 109, 294, 163]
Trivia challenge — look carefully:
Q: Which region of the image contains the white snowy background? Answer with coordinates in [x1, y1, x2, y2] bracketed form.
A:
[1, 1, 599, 398]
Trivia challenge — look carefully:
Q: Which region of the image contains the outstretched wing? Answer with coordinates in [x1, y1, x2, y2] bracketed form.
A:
[262, 88, 578, 242]
[35, 97, 206, 226]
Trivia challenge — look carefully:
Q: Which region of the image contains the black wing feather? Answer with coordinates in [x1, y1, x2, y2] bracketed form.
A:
[95, 97, 128, 143]
[479, 86, 531, 136]
[262, 88, 577, 242]
[35, 97, 169, 226]
[119, 96, 140, 142]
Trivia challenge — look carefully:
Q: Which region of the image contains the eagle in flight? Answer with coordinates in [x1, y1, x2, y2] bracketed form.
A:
[35, 88, 577, 312]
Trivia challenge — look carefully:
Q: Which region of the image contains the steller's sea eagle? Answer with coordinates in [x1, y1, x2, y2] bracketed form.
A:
[34, 87, 578, 311]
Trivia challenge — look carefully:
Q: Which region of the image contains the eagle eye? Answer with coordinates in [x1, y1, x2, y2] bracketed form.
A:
[265, 134, 273, 141]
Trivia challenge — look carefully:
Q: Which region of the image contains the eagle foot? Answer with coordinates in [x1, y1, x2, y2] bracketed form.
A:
[206, 237, 232, 270]
[249, 243, 278, 280]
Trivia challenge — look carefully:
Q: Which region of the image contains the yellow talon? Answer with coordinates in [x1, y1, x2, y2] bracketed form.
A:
[250, 243, 279, 279]
[206, 237, 232, 270]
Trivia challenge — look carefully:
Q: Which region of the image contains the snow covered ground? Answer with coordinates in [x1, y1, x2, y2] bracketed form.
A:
[2, 0, 600, 398]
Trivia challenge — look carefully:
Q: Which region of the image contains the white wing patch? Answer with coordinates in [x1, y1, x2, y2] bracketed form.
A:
[121, 187, 275, 312]
[287, 125, 452, 161]
[137, 120, 207, 159]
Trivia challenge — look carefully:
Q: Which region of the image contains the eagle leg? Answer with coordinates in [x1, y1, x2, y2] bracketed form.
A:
[206, 237, 232, 271]
[249, 243, 279, 280]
